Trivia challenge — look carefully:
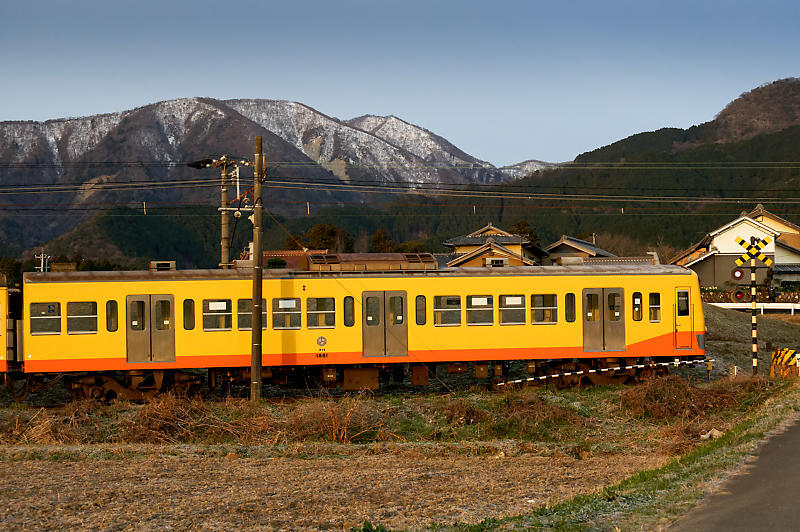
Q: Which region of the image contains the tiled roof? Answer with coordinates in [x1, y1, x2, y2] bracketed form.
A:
[443, 234, 529, 247]
[545, 235, 616, 257]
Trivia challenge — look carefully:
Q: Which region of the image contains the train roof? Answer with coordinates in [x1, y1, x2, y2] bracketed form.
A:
[23, 263, 693, 283]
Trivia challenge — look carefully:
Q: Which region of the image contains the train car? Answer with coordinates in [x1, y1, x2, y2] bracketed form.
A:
[10, 263, 705, 398]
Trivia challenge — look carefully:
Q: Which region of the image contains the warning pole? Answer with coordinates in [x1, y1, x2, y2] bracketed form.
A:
[751, 252, 758, 376]
[251, 137, 264, 401]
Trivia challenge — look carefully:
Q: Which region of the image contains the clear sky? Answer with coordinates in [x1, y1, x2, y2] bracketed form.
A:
[2, 0, 798, 165]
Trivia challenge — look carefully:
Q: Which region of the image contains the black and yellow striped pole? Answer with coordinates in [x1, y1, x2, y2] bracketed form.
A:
[735, 236, 774, 376]
[751, 253, 757, 375]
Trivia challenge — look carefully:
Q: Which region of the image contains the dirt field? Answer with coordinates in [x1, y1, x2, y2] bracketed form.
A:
[0, 446, 663, 531]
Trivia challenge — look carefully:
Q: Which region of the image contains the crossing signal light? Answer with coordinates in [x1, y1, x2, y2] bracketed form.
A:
[732, 268, 744, 280]
[733, 290, 746, 302]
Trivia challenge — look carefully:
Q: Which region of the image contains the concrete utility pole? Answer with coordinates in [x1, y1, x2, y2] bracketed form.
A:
[220, 161, 230, 267]
[251, 136, 264, 402]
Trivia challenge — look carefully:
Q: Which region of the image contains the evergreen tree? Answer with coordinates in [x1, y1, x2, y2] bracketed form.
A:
[369, 229, 395, 252]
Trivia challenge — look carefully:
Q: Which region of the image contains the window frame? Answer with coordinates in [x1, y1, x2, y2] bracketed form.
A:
[66, 301, 98, 335]
[30, 302, 62, 335]
[677, 290, 690, 317]
[154, 299, 173, 331]
[632, 292, 643, 322]
[433, 295, 461, 327]
[307, 297, 335, 329]
[466, 295, 493, 326]
[272, 297, 301, 330]
[415, 295, 427, 326]
[202, 299, 233, 331]
[499, 294, 525, 325]
[183, 299, 195, 330]
[343, 296, 355, 327]
[237, 298, 267, 331]
[585, 293, 600, 323]
[106, 300, 118, 332]
[531, 294, 558, 324]
[565, 293, 576, 323]
[649, 292, 661, 323]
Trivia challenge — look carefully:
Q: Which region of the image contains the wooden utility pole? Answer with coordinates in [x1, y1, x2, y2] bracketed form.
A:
[220, 162, 230, 267]
[251, 136, 264, 401]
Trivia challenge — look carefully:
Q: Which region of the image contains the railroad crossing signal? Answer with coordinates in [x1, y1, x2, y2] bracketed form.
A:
[734, 235, 774, 376]
[734, 236, 773, 267]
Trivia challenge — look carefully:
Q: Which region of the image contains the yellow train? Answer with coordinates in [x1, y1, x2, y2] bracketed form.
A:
[2, 263, 705, 398]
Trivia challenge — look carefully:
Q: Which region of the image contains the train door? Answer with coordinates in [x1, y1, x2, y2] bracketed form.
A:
[361, 291, 408, 357]
[674, 287, 693, 349]
[582, 288, 626, 352]
[126, 295, 175, 363]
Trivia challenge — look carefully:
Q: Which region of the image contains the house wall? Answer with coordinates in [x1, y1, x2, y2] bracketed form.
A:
[775, 246, 800, 264]
[690, 254, 770, 288]
[710, 221, 776, 254]
[753, 216, 800, 235]
[454, 244, 524, 255]
[457, 255, 527, 267]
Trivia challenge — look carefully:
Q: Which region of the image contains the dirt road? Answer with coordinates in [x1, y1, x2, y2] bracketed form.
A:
[0, 447, 663, 531]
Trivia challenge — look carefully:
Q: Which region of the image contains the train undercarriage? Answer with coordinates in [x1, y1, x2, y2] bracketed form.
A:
[2, 356, 701, 402]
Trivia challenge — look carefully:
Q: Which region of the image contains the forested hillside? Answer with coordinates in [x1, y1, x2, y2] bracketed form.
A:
[7, 79, 800, 273]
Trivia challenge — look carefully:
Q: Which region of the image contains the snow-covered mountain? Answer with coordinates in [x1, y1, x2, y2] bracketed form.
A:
[498, 159, 557, 179]
[0, 97, 550, 249]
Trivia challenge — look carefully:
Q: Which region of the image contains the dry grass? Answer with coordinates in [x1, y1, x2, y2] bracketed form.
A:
[620, 375, 769, 420]
[0, 377, 775, 459]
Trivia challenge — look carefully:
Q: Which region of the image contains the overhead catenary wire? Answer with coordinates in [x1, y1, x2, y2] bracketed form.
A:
[3, 171, 800, 203]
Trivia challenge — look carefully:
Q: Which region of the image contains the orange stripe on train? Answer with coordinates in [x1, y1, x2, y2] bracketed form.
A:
[23, 331, 704, 373]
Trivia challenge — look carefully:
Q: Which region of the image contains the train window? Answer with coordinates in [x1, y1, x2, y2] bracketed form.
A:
[632, 292, 643, 321]
[677, 291, 690, 316]
[499, 295, 524, 325]
[129, 301, 145, 331]
[388, 296, 404, 326]
[106, 300, 118, 332]
[183, 299, 195, 330]
[415, 295, 426, 326]
[433, 296, 461, 326]
[237, 299, 267, 330]
[155, 300, 172, 331]
[466, 295, 493, 325]
[344, 296, 355, 327]
[531, 294, 557, 324]
[607, 293, 622, 322]
[308, 297, 335, 328]
[272, 298, 301, 329]
[565, 293, 576, 323]
[202, 299, 232, 331]
[649, 293, 661, 322]
[30, 302, 61, 335]
[585, 294, 599, 322]
[365, 297, 380, 326]
[66, 302, 97, 334]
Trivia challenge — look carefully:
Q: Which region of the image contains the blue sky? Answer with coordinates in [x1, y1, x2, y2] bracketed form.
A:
[2, 0, 798, 165]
